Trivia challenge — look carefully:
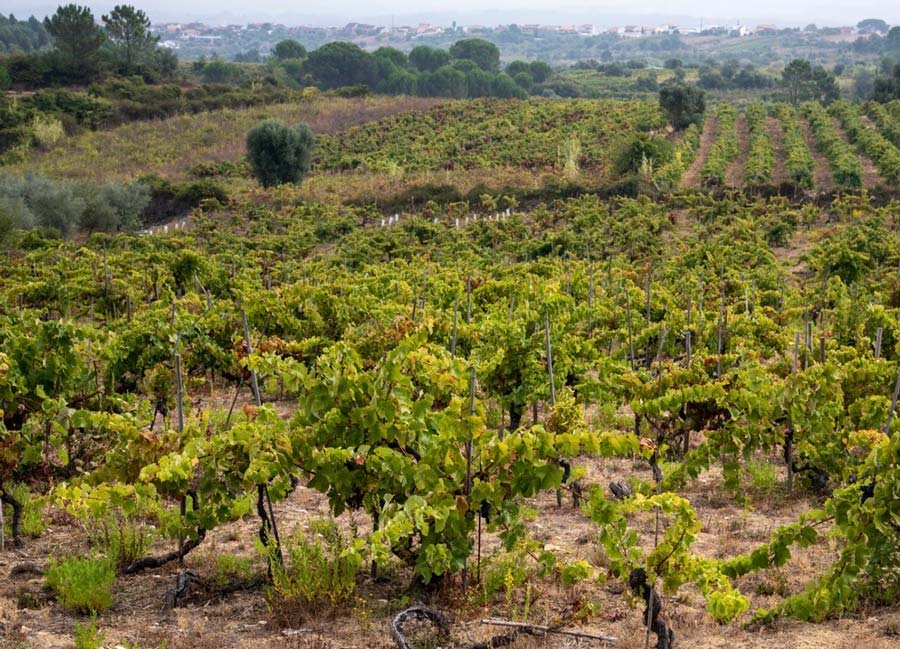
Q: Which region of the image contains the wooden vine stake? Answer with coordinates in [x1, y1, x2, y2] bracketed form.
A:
[173, 351, 184, 433]
[173, 351, 186, 563]
[241, 309, 283, 567]
[644, 272, 652, 369]
[875, 327, 883, 359]
[544, 312, 557, 406]
[588, 261, 595, 333]
[805, 321, 813, 369]
[462, 366, 477, 591]
[450, 293, 459, 359]
[626, 287, 635, 371]
[716, 283, 726, 379]
[786, 332, 800, 494]
[544, 312, 570, 507]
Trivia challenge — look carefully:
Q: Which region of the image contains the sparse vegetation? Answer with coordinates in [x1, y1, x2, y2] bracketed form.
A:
[45, 556, 116, 615]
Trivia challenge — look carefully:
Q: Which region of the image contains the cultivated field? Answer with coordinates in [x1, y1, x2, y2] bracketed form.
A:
[1, 95, 900, 649]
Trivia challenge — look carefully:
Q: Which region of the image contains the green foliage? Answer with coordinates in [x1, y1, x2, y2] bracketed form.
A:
[701, 103, 739, 186]
[782, 59, 839, 105]
[212, 554, 254, 588]
[0, 173, 149, 235]
[745, 459, 777, 494]
[587, 488, 749, 623]
[743, 102, 775, 188]
[775, 103, 815, 189]
[658, 83, 706, 131]
[866, 101, 900, 148]
[614, 133, 674, 176]
[654, 122, 700, 188]
[86, 511, 155, 572]
[4, 483, 46, 538]
[0, 14, 52, 54]
[801, 101, 862, 188]
[45, 555, 116, 615]
[201, 60, 243, 84]
[315, 98, 665, 173]
[101, 5, 160, 77]
[262, 520, 362, 623]
[246, 119, 315, 188]
[43, 4, 105, 82]
[30, 114, 65, 150]
[73, 618, 105, 649]
[409, 45, 451, 73]
[302, 41, 375, 89]
[829, 100, 900, 185]
[449, 39, 501, 72]
[872, 64, 900, 102]
[273, 39, 306, 61]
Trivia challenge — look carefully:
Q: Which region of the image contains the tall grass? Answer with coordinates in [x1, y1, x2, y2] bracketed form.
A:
[7, 96, 443, 183]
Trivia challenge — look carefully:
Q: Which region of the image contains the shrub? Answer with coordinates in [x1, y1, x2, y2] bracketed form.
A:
[73, 618, 105, 649]
[614, 133, 674, 176]
[201, 60, 243, 84]
[30, 115, 65, 150]
[0, 173, 149, 235]
[211, 554, 254, 588]
[79, 182, 151, 232]
[659, 83, 706, 131]
[45, 556, 116, 614]
[246, 119, 315, 188]
[261, 520, 362, 626]
[746, 459, 778, 494]
[86, 512, 155, 572]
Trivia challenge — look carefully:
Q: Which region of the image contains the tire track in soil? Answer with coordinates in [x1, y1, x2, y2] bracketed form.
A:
[766, 116, 788, 187]
[831, 116, 884, 187]
[725, 116, 749, 188]
[798, 117, 834, 193]
[678, 115, 718, 189]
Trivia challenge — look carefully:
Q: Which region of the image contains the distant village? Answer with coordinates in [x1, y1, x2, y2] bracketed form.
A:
[152, 20, 868, 53]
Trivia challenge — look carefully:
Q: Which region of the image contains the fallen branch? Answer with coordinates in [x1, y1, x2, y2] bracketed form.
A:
[480, 619, 617, 644]
[124, 491, 205, 575]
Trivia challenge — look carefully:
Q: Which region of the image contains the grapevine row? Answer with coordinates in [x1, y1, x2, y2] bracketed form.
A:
[829, 100, 900, 185]
[866, 101, 900, 148]
[700, 103, 739, 187]
[654, 122, 701, 189]
[743, 102, 775, 188]
[775, 103, 815, 190]
[800, 101, 862, 188]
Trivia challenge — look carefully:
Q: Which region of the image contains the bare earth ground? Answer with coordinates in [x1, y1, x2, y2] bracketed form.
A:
[798, 118, 835, 194]
[725, 117, 750, 188]
[1, 423, 898, 649]
[679, 116, 718, 189]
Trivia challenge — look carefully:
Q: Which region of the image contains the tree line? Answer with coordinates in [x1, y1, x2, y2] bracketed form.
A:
[1, 4, 176, 86]
[201, 38, 551, 99]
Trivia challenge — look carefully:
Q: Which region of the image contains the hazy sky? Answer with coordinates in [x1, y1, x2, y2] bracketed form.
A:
[6, 1, 899, 26]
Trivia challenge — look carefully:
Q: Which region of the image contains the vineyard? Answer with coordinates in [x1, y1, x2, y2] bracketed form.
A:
[1, 93, 900, 649]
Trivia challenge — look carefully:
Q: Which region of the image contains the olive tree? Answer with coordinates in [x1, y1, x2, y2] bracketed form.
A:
[246, 120, 315, 188]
